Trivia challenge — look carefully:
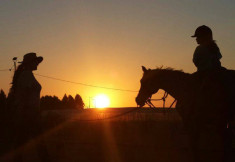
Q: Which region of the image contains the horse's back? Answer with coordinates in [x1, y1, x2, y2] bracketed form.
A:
[223, 69, 235, 98]
[226, 70, 235, 118]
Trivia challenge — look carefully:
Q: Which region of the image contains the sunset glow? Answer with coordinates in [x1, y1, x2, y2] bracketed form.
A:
[1, 1, 235, 108]
[94, 94, 110, 108]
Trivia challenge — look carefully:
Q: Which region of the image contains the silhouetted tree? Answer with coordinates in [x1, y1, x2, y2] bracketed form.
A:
[41, 95, 61, 110]
[40, 93, 84, 110]
[75, 94, 84, 110]
[61, 94, 68, 109]
[0, 89, 7, 114]
[67, 95, 75, 109]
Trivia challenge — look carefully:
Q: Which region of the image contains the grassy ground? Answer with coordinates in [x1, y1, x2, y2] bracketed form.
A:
[1, 109, 194, 162]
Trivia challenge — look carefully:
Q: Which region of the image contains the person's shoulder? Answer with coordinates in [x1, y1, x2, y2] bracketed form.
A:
[195, 45, 208, 50]
[194, 45, 209, 53]
[20, 70, 33, 77]
[18, 70, 34, 83]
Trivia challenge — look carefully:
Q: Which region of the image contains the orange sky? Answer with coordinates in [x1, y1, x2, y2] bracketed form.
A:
[1, 1, 235, 107]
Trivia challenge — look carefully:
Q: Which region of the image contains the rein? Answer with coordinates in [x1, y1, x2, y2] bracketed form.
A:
[146, 91, 177, 109]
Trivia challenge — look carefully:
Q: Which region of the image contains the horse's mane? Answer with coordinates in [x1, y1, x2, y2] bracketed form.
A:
[153, 66, 185, 73]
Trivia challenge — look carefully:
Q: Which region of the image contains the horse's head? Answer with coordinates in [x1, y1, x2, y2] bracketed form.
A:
[136, 66, 160, 107]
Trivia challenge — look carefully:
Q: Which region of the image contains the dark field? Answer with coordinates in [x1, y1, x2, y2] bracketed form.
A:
[2, 108, 194, 162]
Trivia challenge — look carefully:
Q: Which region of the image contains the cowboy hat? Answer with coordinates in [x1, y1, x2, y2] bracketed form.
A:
[19, 52, 43, 65]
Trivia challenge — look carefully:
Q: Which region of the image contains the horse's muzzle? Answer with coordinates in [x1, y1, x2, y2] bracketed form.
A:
[135, 96, 145, 107]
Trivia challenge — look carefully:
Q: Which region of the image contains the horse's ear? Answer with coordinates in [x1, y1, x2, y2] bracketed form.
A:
[142, 66, 147, 72]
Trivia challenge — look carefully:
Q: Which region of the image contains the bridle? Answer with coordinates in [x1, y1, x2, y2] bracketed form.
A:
[145, 91, 177, 109]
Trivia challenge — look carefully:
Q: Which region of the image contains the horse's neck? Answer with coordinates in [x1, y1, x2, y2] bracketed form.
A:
[156, 70, 191, 101]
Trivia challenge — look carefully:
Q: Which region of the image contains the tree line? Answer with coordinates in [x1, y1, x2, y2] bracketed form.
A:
[0, 89, 85, 112]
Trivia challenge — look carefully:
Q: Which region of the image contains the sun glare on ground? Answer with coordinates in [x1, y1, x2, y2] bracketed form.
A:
[94, 94, 110, 108]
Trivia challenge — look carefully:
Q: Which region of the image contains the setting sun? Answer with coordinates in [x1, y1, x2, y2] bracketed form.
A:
[94, 94, 110, 108]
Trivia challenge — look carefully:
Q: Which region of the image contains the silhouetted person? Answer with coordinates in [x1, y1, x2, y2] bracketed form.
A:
[191, 25, 227, 99]
[7, 53, 50, 162]
[192, 25, 222, 72]
[190, 26, 234, 162]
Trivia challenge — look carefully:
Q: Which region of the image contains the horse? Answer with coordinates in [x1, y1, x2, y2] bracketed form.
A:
[136, 66, 235, 162]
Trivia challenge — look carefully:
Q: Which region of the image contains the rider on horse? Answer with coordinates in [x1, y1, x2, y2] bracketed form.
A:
[192, 25, 223, 72]
[191, 26, 234, 162]
[191, 25, 227, 93]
